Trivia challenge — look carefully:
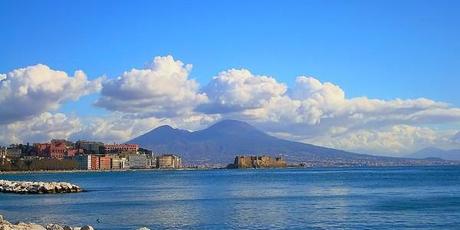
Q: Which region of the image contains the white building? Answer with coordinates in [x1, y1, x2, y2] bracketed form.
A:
[111, 156, 128, 169]
[128, 154, 150, 169]
[0, 147, 7, 164]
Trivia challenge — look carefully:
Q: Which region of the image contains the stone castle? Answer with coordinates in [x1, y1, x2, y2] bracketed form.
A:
[231, 155, 287, 168]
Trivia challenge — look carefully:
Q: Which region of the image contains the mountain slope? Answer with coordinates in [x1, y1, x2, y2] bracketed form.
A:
[409, 147, 460, 161]
[128, 120, 396, 164]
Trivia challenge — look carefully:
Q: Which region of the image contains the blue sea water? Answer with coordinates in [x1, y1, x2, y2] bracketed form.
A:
[1, 167, 460, 230]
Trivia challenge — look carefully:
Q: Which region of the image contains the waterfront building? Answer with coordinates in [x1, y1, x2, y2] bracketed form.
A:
[50, 139, 70, 159]
[149, 156, 157, 168]
[0, 147, 7, 164]
[33, 143, 51, 157]
[76, 141, 104, 154]
[104, 144, 139, 154]
[5, 144, 34, 157]
[157, 154, 182, 169]
[33, 140, 78, 159]
[128, 154, 150, 169]
[75, 155, 92, 170]
[90, 155, 100, 170]
[99, 156, 112, 170]
[6, 146, 22, 158]
[110, 155, 128, 169]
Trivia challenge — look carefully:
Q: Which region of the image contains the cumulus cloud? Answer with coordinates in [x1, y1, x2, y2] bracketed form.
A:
[0, 64, 101, 124]
[95, 55, 208, 118]
[2, 56, 460, 155]
[407, 108, 460, 124]
[198, 69, 287, 113]
[306, 125, 454, 156]
[287, 77, 448, 126]
[215, 75, 450, 129]
[194, 71, 460, 154]
[0, 112, 82, 145]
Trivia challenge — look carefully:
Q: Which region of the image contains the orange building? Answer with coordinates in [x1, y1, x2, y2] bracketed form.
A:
[99, 156, 112, 170]
[91, 155, 100, 170]
[33, 139, 78, 159]
[34, 140, 67, 159]
[49, 139, 67, 159]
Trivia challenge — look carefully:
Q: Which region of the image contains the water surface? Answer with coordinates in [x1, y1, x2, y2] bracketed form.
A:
[1, 167, 460, 229]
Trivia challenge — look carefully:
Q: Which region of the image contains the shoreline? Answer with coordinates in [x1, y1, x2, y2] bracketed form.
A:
[0, 167, 224, 175]
[1, 164, 460, 175]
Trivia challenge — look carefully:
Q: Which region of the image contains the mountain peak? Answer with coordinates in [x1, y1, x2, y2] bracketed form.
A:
[202, 119, 266, 136]
[208, 119, 255, 130]
[127, 124, 189, 145]
[128, 119, 372, 164]
[154, 125, 175, 131]
[151, 125, 191, 135]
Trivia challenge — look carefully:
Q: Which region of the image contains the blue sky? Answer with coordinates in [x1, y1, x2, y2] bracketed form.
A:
[1, 0, 459, 154]
[2, 0, 459, 103]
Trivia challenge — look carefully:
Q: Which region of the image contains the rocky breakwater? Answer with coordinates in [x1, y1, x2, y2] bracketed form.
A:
[0, 180, 82, 194]
[0, 214, 94, 230]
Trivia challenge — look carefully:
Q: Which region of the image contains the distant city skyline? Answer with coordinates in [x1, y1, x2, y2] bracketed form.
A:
[1, 0, 459, 156]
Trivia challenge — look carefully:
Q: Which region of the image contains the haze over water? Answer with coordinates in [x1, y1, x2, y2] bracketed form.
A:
[1, 167, 460, 229]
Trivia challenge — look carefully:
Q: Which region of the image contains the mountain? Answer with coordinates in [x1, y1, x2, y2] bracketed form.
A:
[127, 120, 448, 165]
[408, 147, 460, 161]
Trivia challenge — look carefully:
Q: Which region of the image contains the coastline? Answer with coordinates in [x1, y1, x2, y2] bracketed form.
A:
[0, 167, 223, 175]
[1, 164, 460, 175]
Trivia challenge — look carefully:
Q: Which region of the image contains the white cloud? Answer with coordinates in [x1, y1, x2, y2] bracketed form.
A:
[220, 76, 450, 129]
[198, 69, 287, 113]
[2, 57, 460, 156]
[0, 64, 101, 124]
[0, 112, 82, 145]
[95, 55, 208, 118]
[407, 108, 460, 124]
[306, 125, 453, 156]
[195, 72, 460, 154]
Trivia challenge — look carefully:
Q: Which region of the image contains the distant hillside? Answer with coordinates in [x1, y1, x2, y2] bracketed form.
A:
[128, 120, 407, 164]
[408, 147, 460, 161]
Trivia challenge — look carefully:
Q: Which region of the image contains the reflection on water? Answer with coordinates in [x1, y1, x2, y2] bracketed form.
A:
[1, 167, 460, 229]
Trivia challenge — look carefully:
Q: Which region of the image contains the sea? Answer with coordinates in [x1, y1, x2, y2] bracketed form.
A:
[1, 166, 460, 230]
